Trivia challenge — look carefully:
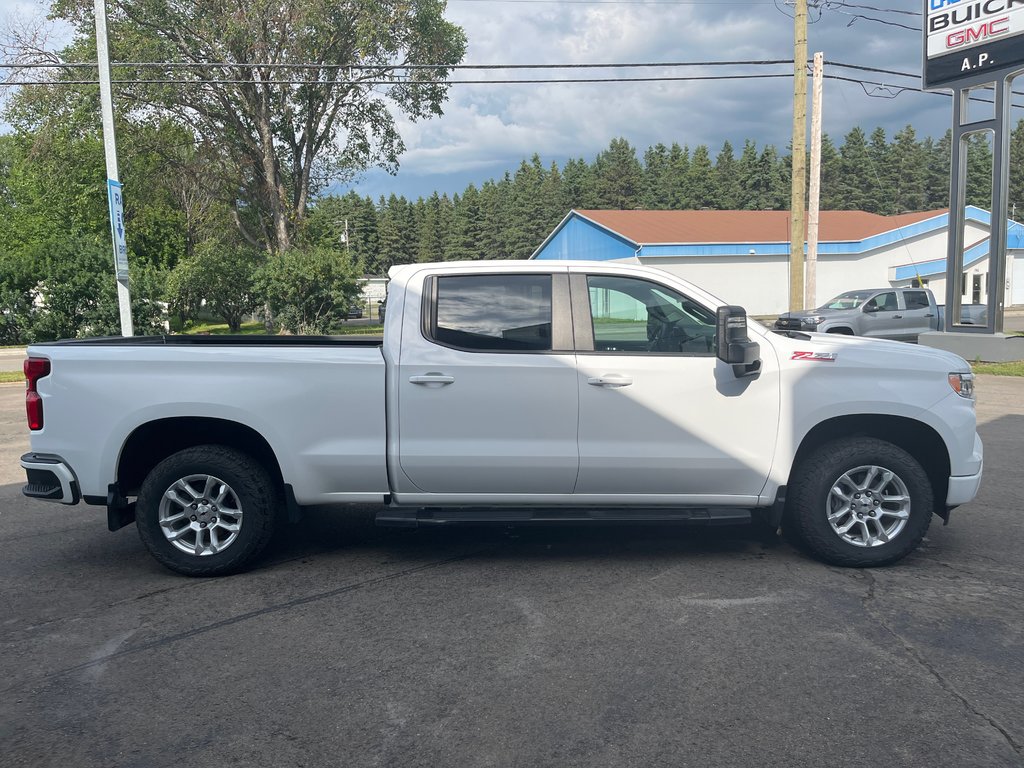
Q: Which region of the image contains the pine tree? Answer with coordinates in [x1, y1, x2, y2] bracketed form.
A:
[866, 127, 891, 213]
[561, 158, 594, 210]
[642, 143, 672, 209]
[591, 138, 644, 209]
[688, 145, 718, 209]
[818, 134, 843, 210]
[922, 132, 951, 210]
[889, 125, 927, 213]
[667, 143, 693, 209]
[1010, 120, 1024, 219]
[836, 127, 873, 211]
[735, 140, 761, 210]
[714, 141, 740, 210]
[964, 133, 993, 209]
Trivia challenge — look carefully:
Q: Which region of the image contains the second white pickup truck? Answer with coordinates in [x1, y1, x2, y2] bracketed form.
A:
[20, 261, 982, 575]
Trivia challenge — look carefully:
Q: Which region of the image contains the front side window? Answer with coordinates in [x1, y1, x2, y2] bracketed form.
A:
[864, 292, 897, 312]
[586, 275, 715, 355]
[432, 274, 552, 351]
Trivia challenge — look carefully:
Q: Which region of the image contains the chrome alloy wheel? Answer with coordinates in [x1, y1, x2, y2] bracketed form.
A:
[826, 465, 911, 548]
[158, 474, 243, 556]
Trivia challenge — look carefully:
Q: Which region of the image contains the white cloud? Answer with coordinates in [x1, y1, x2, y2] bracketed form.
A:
[349, 0, 951, 198]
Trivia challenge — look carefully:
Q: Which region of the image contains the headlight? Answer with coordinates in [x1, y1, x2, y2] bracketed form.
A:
[948, 372, 975, 399]
[802, 316, 826, 326]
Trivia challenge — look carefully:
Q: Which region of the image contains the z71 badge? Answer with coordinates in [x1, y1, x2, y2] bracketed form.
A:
[792, 351, 838, 362]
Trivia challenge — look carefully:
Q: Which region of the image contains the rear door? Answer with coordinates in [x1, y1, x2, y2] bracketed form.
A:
[396, 269, 579, 495]
[899, 289, 936, 340]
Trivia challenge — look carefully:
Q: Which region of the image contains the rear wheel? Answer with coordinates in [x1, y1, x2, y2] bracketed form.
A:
[136, 445, 279, 576]
[787, 437, 933, 567]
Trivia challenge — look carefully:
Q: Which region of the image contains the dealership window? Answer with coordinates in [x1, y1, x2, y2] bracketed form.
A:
[586, 275, 715, 355]
[431, 274, 552, 351]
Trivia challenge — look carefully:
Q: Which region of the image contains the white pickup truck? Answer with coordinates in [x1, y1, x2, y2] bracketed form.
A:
[20, 261, 982, 575]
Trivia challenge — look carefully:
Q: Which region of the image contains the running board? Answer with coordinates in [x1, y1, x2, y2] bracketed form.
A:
[375, 506, 752, 528]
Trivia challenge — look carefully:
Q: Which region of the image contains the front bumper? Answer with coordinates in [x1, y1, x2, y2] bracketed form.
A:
[21, 453, 80, 505]
[947, 465, 983, 506]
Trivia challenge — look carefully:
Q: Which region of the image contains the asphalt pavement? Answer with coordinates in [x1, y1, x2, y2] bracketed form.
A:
[1, 378, 1023, 767]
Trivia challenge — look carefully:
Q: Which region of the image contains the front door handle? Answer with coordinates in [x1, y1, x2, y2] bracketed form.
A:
[893, 314, 902, 319]
[409, 373, 455, 386]
[588, 374, 633, 388]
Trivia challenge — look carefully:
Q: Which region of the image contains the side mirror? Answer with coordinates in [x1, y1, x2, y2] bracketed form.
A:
[716, 305, 761, 377]
[863, 303, 879, 313]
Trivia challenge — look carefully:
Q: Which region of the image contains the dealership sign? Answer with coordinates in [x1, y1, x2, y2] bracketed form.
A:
[924, 0, 1024, 88]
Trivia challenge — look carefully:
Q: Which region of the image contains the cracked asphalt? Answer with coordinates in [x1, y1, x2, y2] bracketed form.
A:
[1, 377, 1022, 768]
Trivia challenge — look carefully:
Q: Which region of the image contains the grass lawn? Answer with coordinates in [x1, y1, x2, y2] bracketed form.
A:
[0, 371, 23, 384]
[181, 321, 267, 335]
[973, 360, 1024, 376]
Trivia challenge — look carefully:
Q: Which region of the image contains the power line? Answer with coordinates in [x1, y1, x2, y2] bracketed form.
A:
[1, 74, 795, 86]
[2, 59, 792, 71]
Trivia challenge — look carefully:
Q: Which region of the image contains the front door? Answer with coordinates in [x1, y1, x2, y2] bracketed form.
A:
[396, 270, 579, 496]
[572, 271, 778, 502]
[860, 291, 905, 340]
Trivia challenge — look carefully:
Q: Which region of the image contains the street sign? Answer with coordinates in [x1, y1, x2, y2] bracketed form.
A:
[106, 179, 129, 281]
[923, 0, 1024, 89]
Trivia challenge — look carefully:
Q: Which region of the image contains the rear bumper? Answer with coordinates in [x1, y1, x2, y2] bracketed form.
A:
[21, 453, 80, 505]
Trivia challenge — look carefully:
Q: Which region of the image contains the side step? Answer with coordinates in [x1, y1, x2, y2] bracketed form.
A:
[376, 506, 752, 528]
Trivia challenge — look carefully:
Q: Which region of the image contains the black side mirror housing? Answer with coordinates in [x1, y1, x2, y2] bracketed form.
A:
[716, 305, 761, 377]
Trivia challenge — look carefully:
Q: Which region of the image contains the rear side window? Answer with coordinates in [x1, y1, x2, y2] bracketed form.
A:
[904, 290, 930, 310]
[430, 274, 552, 351]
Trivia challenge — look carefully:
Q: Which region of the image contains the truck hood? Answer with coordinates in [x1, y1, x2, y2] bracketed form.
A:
[771, 329, 970, 372]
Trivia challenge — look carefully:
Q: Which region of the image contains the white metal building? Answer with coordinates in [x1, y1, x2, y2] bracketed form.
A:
[531, 207, 1024, 316]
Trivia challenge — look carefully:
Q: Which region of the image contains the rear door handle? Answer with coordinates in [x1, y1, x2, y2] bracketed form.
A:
[893, 314, 902, 319]
[924, 313, 935, 317]
[587, 374, 633, 388]
[409, 373, 455, 386]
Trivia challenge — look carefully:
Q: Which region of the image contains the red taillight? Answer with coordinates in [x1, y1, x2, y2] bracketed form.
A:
[24, 357, 50, 431]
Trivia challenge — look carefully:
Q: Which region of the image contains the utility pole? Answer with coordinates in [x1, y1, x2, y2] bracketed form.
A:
[789, 0, 808, 312]
[806, 51, 824, 310]
[95, 0, 133, 336]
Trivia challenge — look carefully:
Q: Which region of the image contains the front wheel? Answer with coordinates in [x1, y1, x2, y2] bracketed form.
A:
[136, 445, 279, 576]
[786, 437, 933, 567]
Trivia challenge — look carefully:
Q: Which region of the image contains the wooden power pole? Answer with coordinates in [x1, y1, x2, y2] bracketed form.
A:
[789, 0, 808, 312]
[806, 52, 824, 310]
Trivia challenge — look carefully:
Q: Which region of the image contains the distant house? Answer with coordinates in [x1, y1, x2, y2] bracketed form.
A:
[530, 207, 1024, 315]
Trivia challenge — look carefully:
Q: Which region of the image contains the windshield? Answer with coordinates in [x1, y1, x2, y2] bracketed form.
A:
[820, 290, 873, 310]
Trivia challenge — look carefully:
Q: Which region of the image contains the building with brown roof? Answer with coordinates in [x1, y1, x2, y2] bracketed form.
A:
[531, 207, 1024, 315]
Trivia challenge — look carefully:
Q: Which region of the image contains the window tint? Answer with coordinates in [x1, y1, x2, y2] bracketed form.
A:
[904, 290, 930, 310]
[587, 275, 716, 355]
[432, 274, 552, 351]
[865, 292, 897, 312]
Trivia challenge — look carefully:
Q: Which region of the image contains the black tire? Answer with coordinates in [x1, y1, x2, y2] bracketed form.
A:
[136, 445, 280, 576]
[786, 437, 933, 567]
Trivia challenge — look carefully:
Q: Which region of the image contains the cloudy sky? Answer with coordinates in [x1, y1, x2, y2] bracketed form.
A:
[344, 0, 953, 200]
[3, 1, 983, 202]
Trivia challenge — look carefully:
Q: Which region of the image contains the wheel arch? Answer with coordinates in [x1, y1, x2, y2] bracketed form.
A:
[824, 326, 855, 335]
[117, 417, 285, 497]
[790, 414, 951, 518]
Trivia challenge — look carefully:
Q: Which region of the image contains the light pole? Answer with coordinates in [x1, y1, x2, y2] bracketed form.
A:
[95, 0, 133, 336]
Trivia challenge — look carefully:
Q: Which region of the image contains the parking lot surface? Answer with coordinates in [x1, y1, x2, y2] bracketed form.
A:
[1, 377, 1023, 767]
